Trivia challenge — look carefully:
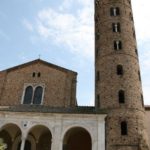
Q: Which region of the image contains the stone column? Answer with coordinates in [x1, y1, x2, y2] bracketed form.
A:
[97, 116, 106, 150]
[20, 136, 26, 150]
[51, 117, 62, 150]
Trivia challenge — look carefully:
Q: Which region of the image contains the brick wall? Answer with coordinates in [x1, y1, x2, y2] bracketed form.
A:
[0, 60, 77, 107]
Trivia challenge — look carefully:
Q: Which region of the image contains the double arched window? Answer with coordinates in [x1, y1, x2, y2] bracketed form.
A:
[23, 86, 44, 105]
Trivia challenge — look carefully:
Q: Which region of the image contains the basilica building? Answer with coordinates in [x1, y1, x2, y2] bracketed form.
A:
[0, 0, 150, 150]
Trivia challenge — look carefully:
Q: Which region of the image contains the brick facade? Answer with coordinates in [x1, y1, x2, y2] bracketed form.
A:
[95, 0, 150, 149]
[0, 59, 77, 108]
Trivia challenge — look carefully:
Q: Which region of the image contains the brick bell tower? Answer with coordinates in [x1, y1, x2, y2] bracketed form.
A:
[94, 0, 150, 149]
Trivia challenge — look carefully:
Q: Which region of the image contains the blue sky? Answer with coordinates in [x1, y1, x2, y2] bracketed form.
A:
[0, 0, 150, 105]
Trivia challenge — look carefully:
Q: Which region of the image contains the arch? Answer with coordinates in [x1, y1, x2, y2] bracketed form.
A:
[63, 127, 92, 150]
[27, 125, 52, 150]
[0, 123, 22, 150]
[33, 86, 43, 104]
[23, 86, 33, 104]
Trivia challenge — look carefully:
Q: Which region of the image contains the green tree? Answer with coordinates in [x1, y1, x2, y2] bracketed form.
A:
[0, 138, 7, 150]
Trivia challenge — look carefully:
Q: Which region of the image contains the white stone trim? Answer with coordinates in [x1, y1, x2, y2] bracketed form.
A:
[0, 112, 106, 150]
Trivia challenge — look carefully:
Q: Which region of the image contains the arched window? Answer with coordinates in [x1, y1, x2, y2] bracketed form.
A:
[96, 48, 100, 57]
[96, 32, 100, 40]
[38, 72, 41, 77]
[96, 71, 100, 81]
[97, 94, 100, 107]
[114, 41, 122, 50]
[23, 86, 33, 104]
[119, 90, 125, 103]
[33, 86, 43, 104]
[129, 12, 133, 21]
[32, 72, 36, 77]
[135, 48, 138, 55]
[121, 121, 128, 135]
[141, 94, 144, 107]
[138, 71, 141, 81]
[117, 65, 123, 75]
[110, 7, 120, 16]
[112, 23, 121, 32]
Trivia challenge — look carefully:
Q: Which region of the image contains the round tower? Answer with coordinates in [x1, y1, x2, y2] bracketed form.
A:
[94, 0, 149, 149]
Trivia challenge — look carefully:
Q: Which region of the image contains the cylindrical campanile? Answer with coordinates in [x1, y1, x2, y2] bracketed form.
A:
[94, 0, 150, 149]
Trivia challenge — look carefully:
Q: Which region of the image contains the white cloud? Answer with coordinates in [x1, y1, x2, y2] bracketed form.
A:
[132, 0, 150, 105]
[22, 19, 34, 32]
[132, 0, 150, 41]
[59, 0, 74, 11]
[22, 0, 150, 104]
[27, 0, 94, 58]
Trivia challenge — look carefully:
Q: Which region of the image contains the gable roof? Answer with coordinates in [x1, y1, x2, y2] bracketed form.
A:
[0, 59, 77, 75]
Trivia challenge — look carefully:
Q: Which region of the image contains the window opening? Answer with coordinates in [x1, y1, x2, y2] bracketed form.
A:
[96, 71, 100, 81]
[23, 86, 33, 104]
[117, 65, 123, 75]
[97, 94, 100, 107]
[112, 23, 121, 32]
[33, 86, 43, 104]
[23, 86, 43, 105]
[110, 7, 120, 16]
[32, 72, 36, 77]
[119, 90, 125, 103]
[114, 41, 122, 50]
[121, 121, 128, 135]
[38, 72, 41, 77]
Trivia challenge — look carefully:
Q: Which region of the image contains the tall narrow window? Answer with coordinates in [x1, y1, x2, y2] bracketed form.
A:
[121, 121, 128, 135]
[23, 86, 33, 104]
[117, 65, 123, 75]
[96, 48, 99, 57]
[110, 7, 120, 16]
[138, 71, 141, 81]
[33, 86, 43, 104]
[112, 23, 121, 32]
[119, 90, 125, 103]
[135, 49, 138, 55]
[32, 72, 36, 77]
[141, 94, 144, 107]
[38, 72, 41, 77]
[97, 94, 100, 107]
[114, 41, 122, 50]
[96, 71, 100, 81]
[130, 12, 133, 21]
[96, 32, 100, 40]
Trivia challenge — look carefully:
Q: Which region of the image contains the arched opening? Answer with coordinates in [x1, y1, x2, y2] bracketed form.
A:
[121, 121, 128, 135]
[27, 125, 52, 150]
[33, 86, 43, 104]
[23, 86, 33, 104]
[63, 127, 92, 150]
[118, 90, 125, 103]
[117, 65, 123, 75]
[0, 123, 21, 150]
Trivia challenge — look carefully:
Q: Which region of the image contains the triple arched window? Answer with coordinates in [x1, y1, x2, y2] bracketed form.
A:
[23, 86, 44, 105]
